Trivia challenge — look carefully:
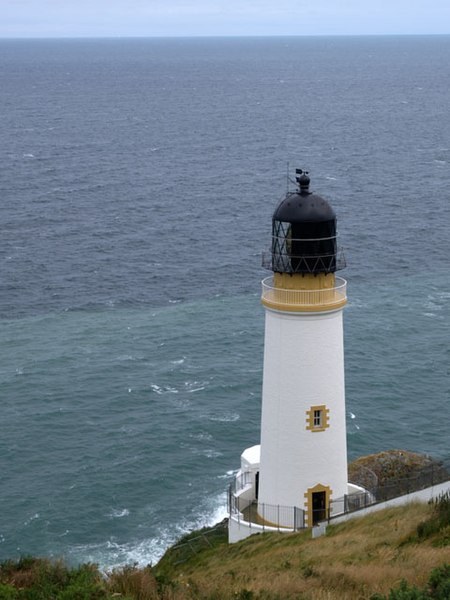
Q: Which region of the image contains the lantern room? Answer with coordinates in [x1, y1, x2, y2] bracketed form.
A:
[265, 170, 345, 275]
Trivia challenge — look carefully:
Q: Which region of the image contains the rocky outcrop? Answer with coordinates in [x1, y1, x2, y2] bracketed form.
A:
[348, 449, 449, 499]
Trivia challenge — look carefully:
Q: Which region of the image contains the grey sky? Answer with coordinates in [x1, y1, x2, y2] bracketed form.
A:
[1, 0, 450, 38]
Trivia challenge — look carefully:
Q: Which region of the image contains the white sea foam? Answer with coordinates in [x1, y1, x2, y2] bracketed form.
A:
[150, 384, 179, 394]
[190, 432, 213, 442]
[203, 449, 223, 458]
[217, 469, 237, 479]
[184, 380, 208, 393]
[209, 412, 240, 422]
[424, 298, 442, 311]
[203, 496, 229, 527]
[170, 358, 185, 364]
[108, 508, 130, 519]
[70, 493, 228, 571]
[23, 513, 40, 526]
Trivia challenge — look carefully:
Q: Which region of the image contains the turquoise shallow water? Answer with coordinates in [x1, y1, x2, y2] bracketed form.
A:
[0, 36, 449, 568]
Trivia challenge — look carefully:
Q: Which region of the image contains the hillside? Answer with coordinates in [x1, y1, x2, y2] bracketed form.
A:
[153, 498, 450, 599]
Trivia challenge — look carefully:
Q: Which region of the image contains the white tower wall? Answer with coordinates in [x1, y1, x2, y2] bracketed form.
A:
[258, 305, 348, 517]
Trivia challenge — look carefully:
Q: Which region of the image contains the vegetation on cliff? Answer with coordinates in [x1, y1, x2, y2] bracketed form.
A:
[1, 495, 449, 599]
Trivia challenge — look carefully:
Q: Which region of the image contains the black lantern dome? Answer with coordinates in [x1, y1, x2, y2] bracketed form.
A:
[268, 170, 343, 274]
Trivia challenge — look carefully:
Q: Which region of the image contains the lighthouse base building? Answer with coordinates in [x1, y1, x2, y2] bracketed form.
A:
[228, 170, 368, 543]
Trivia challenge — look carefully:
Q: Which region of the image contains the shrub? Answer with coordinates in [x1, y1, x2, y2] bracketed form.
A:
[370, 564, 450, 600]
[416, 493, 450, 544]
[433, 493, 450, 528]
[0, 559, 114, 599]
[0, 583, 18, 600]
[428, 564, 450, 598]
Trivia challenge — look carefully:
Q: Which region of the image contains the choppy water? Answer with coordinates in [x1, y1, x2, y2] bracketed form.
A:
[0, 36, 449, 568]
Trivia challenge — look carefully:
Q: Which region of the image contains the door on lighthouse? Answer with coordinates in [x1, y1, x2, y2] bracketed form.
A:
[312, 491, 327, 524]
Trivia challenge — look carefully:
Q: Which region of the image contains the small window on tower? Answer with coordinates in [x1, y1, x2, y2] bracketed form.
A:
[313, 410, 322, 428]
[306, 405, 329, 432]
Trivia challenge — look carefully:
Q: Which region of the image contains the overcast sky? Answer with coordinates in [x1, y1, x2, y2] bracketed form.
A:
[1, 0, 450, 38]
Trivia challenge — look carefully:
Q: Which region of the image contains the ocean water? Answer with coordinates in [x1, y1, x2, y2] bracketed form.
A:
[0, 36, 449, 569]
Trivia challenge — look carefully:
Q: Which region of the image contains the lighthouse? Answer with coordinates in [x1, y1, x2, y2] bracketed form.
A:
[229, 169, 351, 542]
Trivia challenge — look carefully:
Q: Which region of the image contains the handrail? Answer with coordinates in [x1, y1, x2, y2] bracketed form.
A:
[229, 498, 305, 531]
[271, 234, 338, 242]
[261, 276, 347, 308]
[233, 471, 252, 493]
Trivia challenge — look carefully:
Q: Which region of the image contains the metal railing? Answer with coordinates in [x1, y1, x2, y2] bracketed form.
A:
[262, 248, 346, 274]
[229, 459, 450, 529]
[166, 521, 228, 565]
[328, 490, 375, 519]
[229, 495, 305, 531]
[232, 471, 252, 494]
[261, 276, 347, 308]
[351, 460, 450, 503]
[328, 460, 450, 522]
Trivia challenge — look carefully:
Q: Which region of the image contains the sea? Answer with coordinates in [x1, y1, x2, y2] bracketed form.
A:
[0, 35, 449, 570]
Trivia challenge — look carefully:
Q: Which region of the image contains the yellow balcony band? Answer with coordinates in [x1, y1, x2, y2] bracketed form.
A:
[261, 274, 347, 313]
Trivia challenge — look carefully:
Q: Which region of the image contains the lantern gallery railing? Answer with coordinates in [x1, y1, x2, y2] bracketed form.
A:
[262, 248, 346, 274]
[261, 276, 347, 309]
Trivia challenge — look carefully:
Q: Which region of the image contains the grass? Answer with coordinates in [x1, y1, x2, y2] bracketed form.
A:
[153, 500, 450, 599]
[1, 500, 449, 599]
[108, 564, 159, 599]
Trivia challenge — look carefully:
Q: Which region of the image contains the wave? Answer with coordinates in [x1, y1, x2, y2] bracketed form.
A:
[68, 493, 228, 571]
[107, 508, 130, 519]
[209, 412, 240, 422]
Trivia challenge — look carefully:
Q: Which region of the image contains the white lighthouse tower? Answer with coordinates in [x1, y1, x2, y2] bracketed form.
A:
[229, 169, 351, 542]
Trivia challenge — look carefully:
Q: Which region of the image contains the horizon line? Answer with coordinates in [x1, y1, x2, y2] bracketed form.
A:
[1, 32, 450, 41]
